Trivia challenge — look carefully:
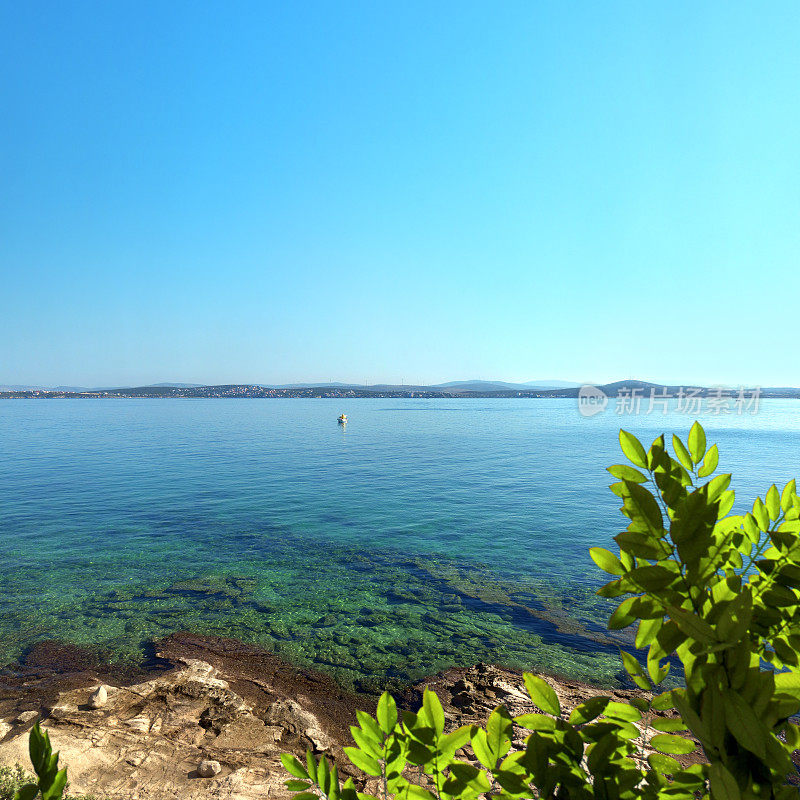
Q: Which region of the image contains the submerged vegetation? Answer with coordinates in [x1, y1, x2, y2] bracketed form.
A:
[284, 423, 800, 798]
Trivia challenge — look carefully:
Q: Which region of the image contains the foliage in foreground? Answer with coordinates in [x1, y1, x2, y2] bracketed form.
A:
[283, 422, 800, 799]
[9, 723, 68, 800]
[0, 763, 97, 800]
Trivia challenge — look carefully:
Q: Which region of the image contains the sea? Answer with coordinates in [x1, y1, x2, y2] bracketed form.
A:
[2, 398, 799, 690]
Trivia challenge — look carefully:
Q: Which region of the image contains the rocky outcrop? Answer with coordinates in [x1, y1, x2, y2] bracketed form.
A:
[0, 634, 368, 800]
[0, 633, 697, 800]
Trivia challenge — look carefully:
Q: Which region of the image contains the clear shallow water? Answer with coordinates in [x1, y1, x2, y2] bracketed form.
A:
[2, 398, 800, 690]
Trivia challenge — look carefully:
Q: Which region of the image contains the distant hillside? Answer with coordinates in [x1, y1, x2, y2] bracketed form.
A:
[434, 380, 532, 391]
[3, 379, 795, 400]
[523, 380, 580, 389]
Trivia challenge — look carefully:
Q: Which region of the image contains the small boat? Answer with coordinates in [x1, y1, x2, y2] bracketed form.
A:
[338, 414, 348, 424]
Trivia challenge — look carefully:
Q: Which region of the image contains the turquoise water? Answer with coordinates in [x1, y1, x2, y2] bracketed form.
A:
[2, 398, 800, 690]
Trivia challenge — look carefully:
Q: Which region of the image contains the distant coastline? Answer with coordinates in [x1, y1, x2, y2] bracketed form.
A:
[1, 380, 796, 400]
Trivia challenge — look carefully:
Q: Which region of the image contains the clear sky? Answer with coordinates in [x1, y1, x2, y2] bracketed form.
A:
[2, 1, 799, 388]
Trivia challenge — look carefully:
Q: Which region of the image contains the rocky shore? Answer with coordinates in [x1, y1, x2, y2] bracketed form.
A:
[0, 633, 693, 800]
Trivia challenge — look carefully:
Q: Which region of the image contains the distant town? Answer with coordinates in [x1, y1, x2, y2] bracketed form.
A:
[1, 380, 799, 400]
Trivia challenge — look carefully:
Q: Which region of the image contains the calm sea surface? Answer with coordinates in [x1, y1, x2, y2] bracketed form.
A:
[2, 398, 799, 689]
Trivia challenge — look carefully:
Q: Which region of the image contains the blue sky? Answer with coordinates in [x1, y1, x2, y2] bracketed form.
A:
[2, 1, 799, 387]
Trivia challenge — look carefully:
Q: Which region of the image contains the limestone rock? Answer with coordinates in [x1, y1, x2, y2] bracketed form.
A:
[197, 759, 222, 778]
[124, 715, 151, 733]
[15, 710, 39, 724]
[88, 685, 108, 709]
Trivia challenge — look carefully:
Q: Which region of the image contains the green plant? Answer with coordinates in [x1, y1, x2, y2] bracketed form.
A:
[0, 766, 32, 800]
[282, 423, 800, 799]
[10, 722, 67, 800]
[595, 422, 800, 798]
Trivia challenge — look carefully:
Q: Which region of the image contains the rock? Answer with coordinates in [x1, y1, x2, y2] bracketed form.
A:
[15, 710, 39, 724]
[451, 692, 473, 709]
[88, 685, 107, 709]
[197, 759, 222, 778]
[125, 715, 151, 733]
[264, 699, 333, 751]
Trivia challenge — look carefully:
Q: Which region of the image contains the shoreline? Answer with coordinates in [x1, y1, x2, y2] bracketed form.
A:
[0, 632, 670, 800]
[0, 630, 624, 715]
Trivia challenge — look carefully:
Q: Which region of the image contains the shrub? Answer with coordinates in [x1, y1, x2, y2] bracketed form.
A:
[2, 722, 98, 800]
[283, 423, 800, 799]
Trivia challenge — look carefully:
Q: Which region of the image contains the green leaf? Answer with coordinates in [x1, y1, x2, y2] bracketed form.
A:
[399, 785, 436, 800]
[709, 762, 741, 800]
[442, 762, 491, 796]
[707, 472, 731, 502]
[317, 755, 331, 795]
[281, 754, 310, 780]
[523, 673, 560, 716]
[630, 696, 649, 713]
[603, 701, 642, 723]
[635, 616, 662, 649]
[775, 671, 800, 700]
[514, 713, 556, 731]
[305, 750, 317, 783]
[622, 483, 663, 534]
[766, 484, 781, 520]
[356, 710, 383, 743]
[607, 464, 648, 483]
[608, 596, 638, 630]
[486, 706, 513, 760]
[672, 435, 693, 471]
[687, 422, 706, 464]
[619, 650, 650, 691]
[29, 723, 48, 775]
[627, 564, 675, 591]
[41, 769, 67, 800]
[344, 747, 381, 776]
[350, 726, 382, 759]
[648, 717, 685, 734]
[667, 606, 716, 644]
[589, 547, 624, 576]
[441, 724, 470, 753]
[647, 752, 680, 775]
[13, 785, 39, 800]
[651, 690, 675, 712]
[285, 780, 312, 792]
[568, 696, 610, 725]
[377, 692, 397, 734]
[619, 430, 648, 469]
[650, 734, 695, 755]
[722, 690, 767, 759]
[422, 689, 444, 736]
[492, 765, 530, 796]
[781, 479, 797, 512]
[586, 732, 621, 775]
[470, 728, 495, 769]
[752, 497, 769, 530]
[614, 531, 667, 560]
[698, 444, 719, 478]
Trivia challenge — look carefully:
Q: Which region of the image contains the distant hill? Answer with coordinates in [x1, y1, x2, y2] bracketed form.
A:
[4, 379, 795, 400]
[434, 380, 533, 391]
[523, 380, 580, 389]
